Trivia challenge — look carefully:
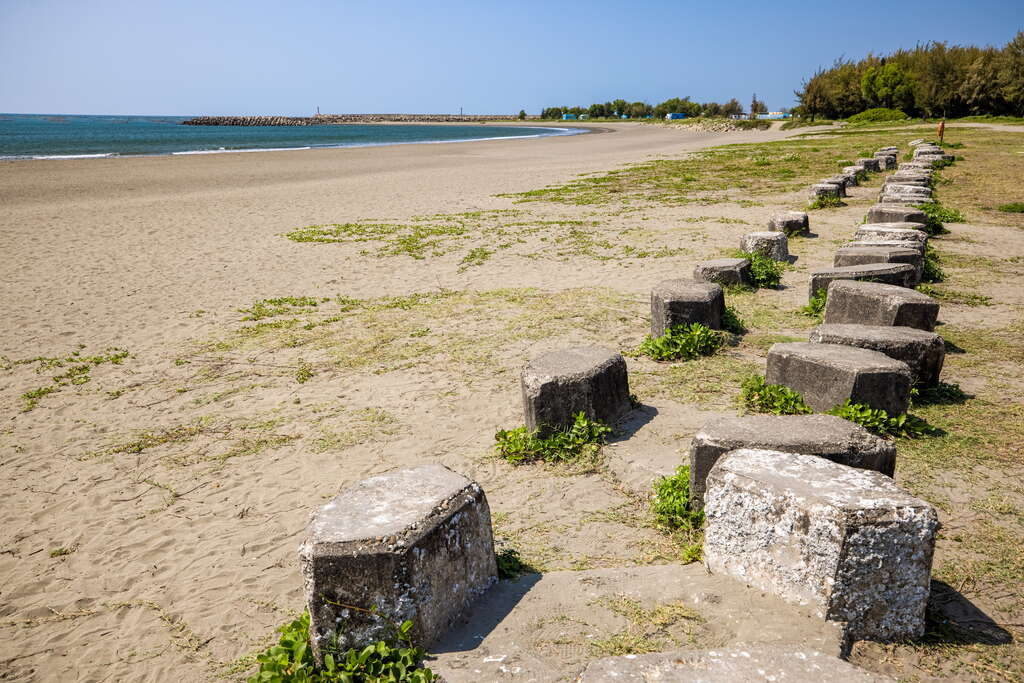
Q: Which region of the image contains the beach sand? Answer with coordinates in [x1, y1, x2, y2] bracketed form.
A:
[9, 120, 1008, 681]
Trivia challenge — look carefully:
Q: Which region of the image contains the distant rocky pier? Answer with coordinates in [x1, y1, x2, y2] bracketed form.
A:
[182, 114, 534, 126]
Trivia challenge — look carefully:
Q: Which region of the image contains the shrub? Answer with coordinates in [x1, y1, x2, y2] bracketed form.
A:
[846, 108, 908, 124]
[721, 305, 746, 334]
[808, 195, 843, 210]
[248, 611, 434, 683]
[495, 411, 612, 465]
[638, 322, 723, 361]
[825, 400, 937, 439]
[495, 547, 535, 578]
[800, 289, 828, 319]
[652, 466, 704, 562]
[915, 202, 963, 235]
[921, 244, 944, 283]
[740, 375, 812, 415]
[731, 250, 785, 288]
[997, 202, 1024, 213]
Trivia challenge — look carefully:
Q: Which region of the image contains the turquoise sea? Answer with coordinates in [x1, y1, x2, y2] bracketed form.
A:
[0, 113, 581, 160]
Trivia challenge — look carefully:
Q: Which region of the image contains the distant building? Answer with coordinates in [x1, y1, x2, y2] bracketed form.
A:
[729, 114, 747, 120]
[756, 112, 792, 120]
[579, 113, 590, 120]
[665, 113, 687, 120]
[562, 113, 577, 120]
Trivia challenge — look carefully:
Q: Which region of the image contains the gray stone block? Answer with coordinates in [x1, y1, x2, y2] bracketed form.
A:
[873, 152, 897, 170]
[823, 279, 939, 331]
[857, 157, 881, 172]
[693, 257, 751, 286]
[884, 177, 930, 189]
[809, 323, 945, 385]
[840, 169, 860, 186]
[899, 161, 936, 172]
[740, 231, 789, 261]
[704, 449, 939, 642]
[808, 263, 916, 300]
[834, 245, 923, 285]
[854, 223, 928, 246]
[578, 645, 895, 682]
[824, 176, 849, 196]
[810, 183, 841, 200]
[846, 239, 925, 255]
[879, 185, 932, 201]
[521, 347, 631, 435]
[650, 279, 724, 336]
[300, 464, 497, 662]
[768, 210, 809, 235]
[765, 342, 912, 414]
[878, 194, 935, 206]
[914, 146, 942, 157]
[688, 414, 896, 510]
[878, 146, 900, 153]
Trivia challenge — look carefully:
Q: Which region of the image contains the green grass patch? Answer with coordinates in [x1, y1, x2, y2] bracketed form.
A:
[916, 202, 964, 235]
[721, 306, 746, 334]
[240, 297, 327, 321]
[808, 195, 844, 210]
[652, 466, 704, 563]
[740, 374, 813, 415]
[997, 202, 1024, 213]
[8, 346, 131, 411]
[494, 412, 612, 466]
[637, 323, 724, 362]
[730, 250, 785, 288]
[915, 284, 992, 307]
[922, 244, 945, 283]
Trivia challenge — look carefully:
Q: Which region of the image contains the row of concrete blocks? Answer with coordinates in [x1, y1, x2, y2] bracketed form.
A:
[809, 147, 898, 200]
[690, 210, 809, 287]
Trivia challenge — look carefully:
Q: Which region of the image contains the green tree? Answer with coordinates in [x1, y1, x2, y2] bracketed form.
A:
[861, 62, 914, 110]
[721, 98, 743, 117]
[611, 99, 628, 117]
[517, 109, 527, 120]
[1000, 31, 1024, 116]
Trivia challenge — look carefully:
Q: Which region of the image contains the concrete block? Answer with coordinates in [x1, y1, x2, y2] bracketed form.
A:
[810, 323, 945, 385]
[810, 183, 841, 200]
[808, 263, 916, 300]
[878, 146, 900, 153]
[688, 414, 896, 509]
[768, 210, 809, 235]
[833, 245, 923, 285]
[840, 169, 860, 186]
[856, 157, 881, 172]
[899, 161, 936, 172]
[846, 240, 925, 256]
[740, 231, 789, 261]
[853, 223, 927, 246]
[765, 342, 912, 414]
[522, 347, 631, 435]
[873, 152, 897, 170]
[300, 464, 497, 662]
[823, 280, 939, 331]
[578, 645, 895, 682]
[693, 257, 751, 286]
[704, 449, 939, 641]
[824, 177, 849, 196]
[878, 194, 934, 206]
[650, 279, 724, 337]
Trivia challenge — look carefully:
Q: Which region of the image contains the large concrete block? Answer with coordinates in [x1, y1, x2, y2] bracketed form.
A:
[765, 342, 912, 414]
[521, 346, 631, 435]
[810, 183, 842, 200]
[853, 223, 928, 246]
[873, 152, 897, 170]
[693, 257, 751, 286]
[856, 157, 882, 172]
[810, 323, 945, 385]
[740, 231, 789, 261]
[866, 205, 929, 226]
[300, 464, 497, 662]
[877, 146, 899, 153]
[879, 185, 932, 203]
[833, 245, 923, 285]
[688, 414, 896, 509]
[808, 263, 916, 300]
[578, 645, 894, 682]
[768, 210, 809, 235]
[823, 280, 939, 331]
[704, 450, 939, 642]
[824, 176, 850, 196]
[845, 240, 925, 256]
[878, 194, 935, 206]
[650, 279, 724, 336]
[840, 169, 860, 187]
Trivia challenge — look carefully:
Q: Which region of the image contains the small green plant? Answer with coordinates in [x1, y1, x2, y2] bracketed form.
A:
[997, 202, 1024, 213]
[800, 289, 828, 319]
[721, 306, 746, 334]
[459, 247, 493, 270]
[49, 546, 77, 558]
[731, 250, 785, 288]
[921, 244, 944, 283]
[916, 202, 964, 235]
[638, 322, 724, 361]
[846, 108, 908, 124]
[295, 360, 314, 384]
[740, 375, 812, 415]
[248, 611, 434, 683]
[808, 195, 843, 210]
[495, 412, 612, 465]
[825, 400, 936, 439]
[241, 297, 325, 321]
[495, 547, 535, 579]
[652, 466, 704, 563]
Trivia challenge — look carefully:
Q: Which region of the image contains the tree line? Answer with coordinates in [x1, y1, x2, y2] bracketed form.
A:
[539, 96, 768, 120]
[795, 31, 1024, 120]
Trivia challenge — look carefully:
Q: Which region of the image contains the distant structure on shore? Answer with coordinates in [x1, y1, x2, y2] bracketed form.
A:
[182, 114, 537, 126]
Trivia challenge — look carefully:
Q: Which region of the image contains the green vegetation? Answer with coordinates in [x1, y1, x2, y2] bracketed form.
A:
[997, 202, 1024, 213]
[651, 466, 705, 563]
[846, 108, 908, 124]
[730, 250, 785, 288]
[915, 284, 992, 306]
[721, 306, 746, 334]
[494, 412, 612, 466]
[922, 244, 945, 283]
[800, 289, 828, 319]
[247, 611, 434, 683]
[495, 547, 536, 579]
[539, 96, 748, 120]
[740, 375, 813, 415]
[808, 195, 844, 210]
[8, 346, 131, 411]
[637, 323, 724, 362]
[826, 400, 937, 439]
[916, 202, 964, 235]
[241, 297, 327, 321]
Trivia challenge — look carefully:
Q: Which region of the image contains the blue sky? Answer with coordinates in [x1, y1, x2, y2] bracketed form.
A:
[1, 0, 1020, 116]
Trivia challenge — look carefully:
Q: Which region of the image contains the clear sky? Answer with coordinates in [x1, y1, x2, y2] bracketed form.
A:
[1, 0, 1020, 116]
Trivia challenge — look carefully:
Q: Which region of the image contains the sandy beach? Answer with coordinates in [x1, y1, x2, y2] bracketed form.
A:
[3, 120, 1023, 682]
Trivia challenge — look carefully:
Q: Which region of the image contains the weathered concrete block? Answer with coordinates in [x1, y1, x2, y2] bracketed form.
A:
[810, 323, 945, 385]
[909, 139, 925, 146]
[840, 168, 861, 186]
[300, 464, 497, 662]
[650, 279, 724, 337]
[878, 146, 900, 153]
[913, 145, 942, 157]
[873, 152, 897, 170]
[740, 231, 789, 261]
[824, 176, 849, 196]
[823, 280, 939, 331]
[856, 157, 882, 172]
[854, 223, 928, 246]
[521, 347, 631, 435]
[765, 342, 912, 414]
[768, 210, 809, 235]
[915, 153, 954, 164]
[578, 645, 895, 682]
[704, 449, 939, 642]
[810, 183, 841, 200]
[884, 176, 930, 188]
[693, 257, 751, 286]
[846, 239, 925, 255]
[808, 263, 916, 300]
[833, 245, 923, 285]
[878, 194, 935, 206]
[879, 185, 932, 202]
[688, 414, 896, 509]
[899, 161, 935, 172]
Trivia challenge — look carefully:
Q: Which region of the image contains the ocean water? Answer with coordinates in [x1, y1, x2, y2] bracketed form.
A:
[0, 113, 582, 160]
